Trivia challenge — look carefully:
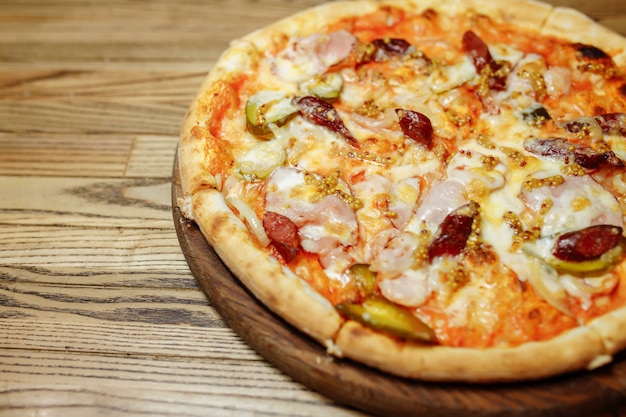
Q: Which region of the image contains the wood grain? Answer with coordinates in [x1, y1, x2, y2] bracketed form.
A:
[1, 0, 626, 416]
[2, 352, 358, 417]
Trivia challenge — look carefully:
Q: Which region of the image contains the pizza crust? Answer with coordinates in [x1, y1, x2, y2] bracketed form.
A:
[589, 307, 626, 356]
[542, 7, 626, 66]
[335, 320, 609, 382]
[179, 0, 626, 382]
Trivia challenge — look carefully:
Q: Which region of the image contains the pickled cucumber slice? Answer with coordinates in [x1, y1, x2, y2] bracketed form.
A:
[524, 230, 624, 276]
[245, 91, 298, 137]
[348, 263, 376, 295]
[336, 296, 437, 343]
[548, 245, 623, 275]
[300, 73, 343, 100]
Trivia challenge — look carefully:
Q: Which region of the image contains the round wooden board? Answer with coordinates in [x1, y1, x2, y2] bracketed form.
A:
[172, 157, 626, 417]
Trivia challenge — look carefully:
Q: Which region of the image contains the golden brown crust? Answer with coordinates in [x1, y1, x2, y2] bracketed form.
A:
[335, 321, 609, 383]
[542, 7, 626, 66]
[178, 0, 626, 382]
[589, 308, 626, 357]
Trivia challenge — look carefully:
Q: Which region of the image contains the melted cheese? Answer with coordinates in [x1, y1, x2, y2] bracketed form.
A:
[427, 56, 476, 94]
[207, 10, 626, 348]
[265, 167, 359, 257]
[237, 138, 287, 179]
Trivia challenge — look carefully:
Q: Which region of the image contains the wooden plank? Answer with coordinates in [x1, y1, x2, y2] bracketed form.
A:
[0, 71, 201, 136]
[0, 225, 191, 286]
[549, 0, 626, 21]
[0, 134, 132, 177]
[0, 281, 208, 319]
[0, 316, 259, 360]
[0, 177, 172, 228]
[0, 70, 201, 104]
[0, 100, 185, 136]
[125, 135, 178, 178]
[0, 350, 362, 417]
[0, 133, 177, 177]
[0, 0, 327, 71]
[598, 17, 626, 36]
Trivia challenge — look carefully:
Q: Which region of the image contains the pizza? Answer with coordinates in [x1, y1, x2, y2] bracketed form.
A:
[177, 0, 626, 382]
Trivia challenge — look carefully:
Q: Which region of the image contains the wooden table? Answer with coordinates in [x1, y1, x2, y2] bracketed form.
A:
[1, 1, 626, 416]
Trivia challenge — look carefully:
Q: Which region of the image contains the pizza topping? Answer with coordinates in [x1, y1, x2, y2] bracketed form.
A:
[522, 225, 624, 276]
[245, 91, 298, 137]
[563, 116, 604, 140]
[553, 225, 623, 262]
[508, 254, 573, 316]
[395, 109, 433, 148]
[595, 113, 626, 137]
[237, 139, 287, 180]
[427, 201, 479, 261]
[427, 55, 476, 94]
[520, 174, 623, 237]
[543, 66, 572, 98]
[388, 176, 421, 229]
[407, 179, 467, 235]
[462, 30, 510, 95]
[263, 211, 300, 262]
[371, 38, 414, 58]
[293, 96, 359, 147]
[550, 246, 623, 275]
[299, 72, 344, 100]
[306, 169, 363, 210]
[377, 265, 442, 307]
[462, 30, 493, 74]
[225, 194, 271, 246]
[370, 231, 420, 274]
[349, 263, 377, 296]
[523, 137, 622, 170]
[273, 30, 357, 82]
[265, 167, 359, 256]
[336, 296, 437, 343]
[518, 65, 549, 101]
[522, 105, 552, 128]
[446, 147, 507, 198]
[357, 37, 420, 65]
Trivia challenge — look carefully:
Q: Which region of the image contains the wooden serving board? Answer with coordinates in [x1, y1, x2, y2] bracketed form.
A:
[172, 157, 626, 417]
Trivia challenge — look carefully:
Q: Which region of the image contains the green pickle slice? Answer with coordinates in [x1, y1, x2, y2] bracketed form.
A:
[548, 245, 623, 275]
[349, 263, 377, 295]
[337, 296, 437, 343]
[245, 91, 298, 137]
[299, 73, 343, 100]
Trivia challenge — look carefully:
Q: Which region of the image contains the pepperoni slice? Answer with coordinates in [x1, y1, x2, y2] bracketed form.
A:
[462, 30, 508, 92]
[263, 211, 300, 262]
[553, 225, 623, 262]
[396, 109, 433, 148]
[293, 96, 359, 148]
[462, 30, 493, 73]
[371, 38, 415, 59]
[523, 137, 624, 169]
[356, 38, 422, 66]
[595, 113, 626, 137]
[428, 202, 478, 261]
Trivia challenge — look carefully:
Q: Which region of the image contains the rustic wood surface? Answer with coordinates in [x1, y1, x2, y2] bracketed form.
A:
[1, 0, 626, 416]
